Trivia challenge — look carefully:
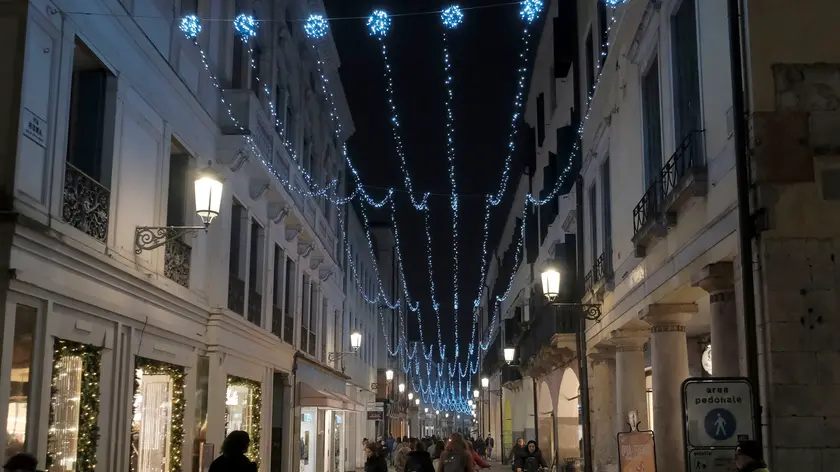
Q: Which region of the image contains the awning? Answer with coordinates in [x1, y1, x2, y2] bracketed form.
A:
[299, 382, 365, 412]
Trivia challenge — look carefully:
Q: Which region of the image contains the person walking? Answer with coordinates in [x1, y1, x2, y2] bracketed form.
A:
[394, 436, 412, 471]
[514, 441, 546, 472]
[437, 433, 474, 472]
[508, 438, 525, 469]
[208, 431, 258, 472]
[734, 441, 769, 472]
[486, 435, 495, 459]
[365, 442, 389, 472]
[404, 438, 435, 472]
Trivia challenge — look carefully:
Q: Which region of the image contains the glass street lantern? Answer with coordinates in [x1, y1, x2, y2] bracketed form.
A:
[385, 369, 394, 381]
[504, 347, 515, 364]
[415, 398, 420, 405]
[350, 331, 362, 352]
[473, 389, 480, 399]
[468, 399, 473, 407]
[481, 377, 489, 388]
[398, 383, 405, 393]
[445, 413, 449, 418]
[408, 392, 414, 401]
[540, 263, 561, 301]
[195, 166, 223, 225]
[424, 408, 429, 413]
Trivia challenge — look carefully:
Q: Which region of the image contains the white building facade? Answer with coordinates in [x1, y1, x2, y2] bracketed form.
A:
[0, 1, 372, 472]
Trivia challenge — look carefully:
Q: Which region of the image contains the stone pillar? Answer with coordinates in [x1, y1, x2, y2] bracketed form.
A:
[610, 329, 649, 433]
[692, 262, 740, 377]
[588, 346, 618, 472]
[641, 304, 697, 472]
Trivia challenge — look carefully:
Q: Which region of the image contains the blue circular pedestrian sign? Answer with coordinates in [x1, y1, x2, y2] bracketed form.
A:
[704, 408, 736, 441]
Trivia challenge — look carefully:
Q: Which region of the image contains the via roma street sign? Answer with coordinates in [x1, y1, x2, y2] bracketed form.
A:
[682, 377, 756, 472]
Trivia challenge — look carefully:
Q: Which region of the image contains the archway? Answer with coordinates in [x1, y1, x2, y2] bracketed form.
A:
[503, 396, 513, 458]
[537, 380, 555, 463]
[556, 368, 581, 463]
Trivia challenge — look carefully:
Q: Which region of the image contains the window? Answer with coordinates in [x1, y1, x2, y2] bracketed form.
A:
[63, 38, 116, 242]
[5, 305, 37, 457]
[536, 93, 546, 147]
[589, 184, 598, 269]
[601, 158, 612, 274]
[671, 0, 702, 148]
[272, 245, 285, 337]
[597, 0, 608, 69]
[247, 219, 264, 326]
[228, 200, 247, 315]
[333, 309, 341, 366]
[321, 299, 328, 361]
[165, 139, 193, 287]
[180, 0, 198, 15]
[283, 257, 295, 344]
[308, 283, 317, 357]
[548, 66, 557, 117]
[642, 58, 663, 187]
[300, 273, 310, 352]
[584, 28, 595, 100]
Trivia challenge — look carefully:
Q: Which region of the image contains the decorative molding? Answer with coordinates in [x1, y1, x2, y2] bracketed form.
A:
[284, 224, 302, 242]
[298, 241, 315, 258]
[319, 267, 334, 282]
[249, 179, 271, 200]
[650, 324, 686, 333]
[309, 255, 324, 270]
[218, 149, 249, 172]
[267, 204, 290, 224]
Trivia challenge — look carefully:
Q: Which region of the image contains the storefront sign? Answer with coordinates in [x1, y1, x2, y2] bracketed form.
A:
[366, 401, 384, 411]
[617, 431, 655, 472]
[682, 378, 755, 472]
[367, 410, 384, 421]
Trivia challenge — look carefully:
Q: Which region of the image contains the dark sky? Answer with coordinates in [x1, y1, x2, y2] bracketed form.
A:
[324, 0, 525, 361]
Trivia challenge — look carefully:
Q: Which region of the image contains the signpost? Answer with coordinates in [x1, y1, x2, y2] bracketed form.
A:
[682, 378, 755, 472]
[617, 411, 656, 472]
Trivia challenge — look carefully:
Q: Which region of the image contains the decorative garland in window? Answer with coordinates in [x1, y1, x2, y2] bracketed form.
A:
[46, 339, 102, 472]
[132, 357, 186, 472]
[226, 375, 263, 465]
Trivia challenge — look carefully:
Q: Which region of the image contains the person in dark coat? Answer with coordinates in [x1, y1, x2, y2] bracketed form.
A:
[404, 438, 435, 472]
[508, 438, 525, 469]
[208, 430, 258, 472]
[365, 442, 389, 472]
[3, 453, 40, 472]
[514, 441, 547, 472]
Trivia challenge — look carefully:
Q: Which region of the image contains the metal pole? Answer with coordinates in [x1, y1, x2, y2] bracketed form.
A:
[532, 377, 539, 443]
[727, 0, 763, 450]
[500, 383, 506, 464]
[575, 175, 594, 472]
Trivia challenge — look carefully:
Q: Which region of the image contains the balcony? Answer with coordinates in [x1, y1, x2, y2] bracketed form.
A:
[583, 252, 613, 303]
[164, 239, 191, 288]
[519, 303, 580, 378]
[661, 130, 706, 214]
[228, 275, 245, 316]
[247, 289, 262, 326]
[271, 306, 283, 338]
[631, 180, 674, 257]
[62, 162, 110, 243]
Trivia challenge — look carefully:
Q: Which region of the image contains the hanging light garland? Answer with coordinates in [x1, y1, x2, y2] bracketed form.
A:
[304, 14, 330, 39]
[233, 13, 258, 39]
[367, 10, 392, 38]
[179, 14, 201, 39]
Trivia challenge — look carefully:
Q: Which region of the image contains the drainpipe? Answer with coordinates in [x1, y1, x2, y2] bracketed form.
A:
[532, 377, 539, 443]
[727, 0, 763, 449]
[575, 175, 594, 472]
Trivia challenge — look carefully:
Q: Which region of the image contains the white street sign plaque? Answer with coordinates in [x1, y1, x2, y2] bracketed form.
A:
[683, 378, 755, 448]
[367, 402, 384, 411]
[688, 449, 737, 472]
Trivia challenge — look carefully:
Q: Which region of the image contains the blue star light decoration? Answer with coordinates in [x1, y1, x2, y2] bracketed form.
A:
[441, 5, 464, 29]
[604, 0, 629, 5]
[519, 0, 544, 23]
[367, 10, 391, 37]
[304, 14, 329, 39]
[179, 15, 202, 39]
[233, 13, 257, 39]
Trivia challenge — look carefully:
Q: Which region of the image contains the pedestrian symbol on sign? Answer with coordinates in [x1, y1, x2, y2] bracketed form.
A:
[704, 408, 736, 441]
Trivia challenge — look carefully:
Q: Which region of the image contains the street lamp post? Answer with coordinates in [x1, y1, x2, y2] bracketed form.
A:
[327, 330, 363, 368]
[540, 256, 603, 472]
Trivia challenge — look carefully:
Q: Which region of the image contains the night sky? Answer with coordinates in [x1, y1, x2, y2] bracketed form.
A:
[323, 0, 526, 360]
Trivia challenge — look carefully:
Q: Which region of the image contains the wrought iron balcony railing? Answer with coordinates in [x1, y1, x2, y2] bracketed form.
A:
[247, 290, 262, 326]
[519, 303, 580, 366]
[62, 162, 110, 243]
[284, 312, 295, 344]
[632, 180, 663, 236]
[164, 239, 191, 287]
[662, 130, 704, 198]
[228, 275, 245, 315]
[272, 306, 283, 338]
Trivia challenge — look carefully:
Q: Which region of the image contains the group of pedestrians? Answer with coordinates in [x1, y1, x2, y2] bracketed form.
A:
[363, 433, 494, 472]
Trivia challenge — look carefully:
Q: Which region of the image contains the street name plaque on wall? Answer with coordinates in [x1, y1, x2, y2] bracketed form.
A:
[681, 377, 755, 472]
[617, 430, 656, 472]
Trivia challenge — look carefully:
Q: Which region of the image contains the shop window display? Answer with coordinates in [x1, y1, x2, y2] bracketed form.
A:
[131, 358, 186, 472]
[5, 305, 36, 458]
[225, 376, 262, 465]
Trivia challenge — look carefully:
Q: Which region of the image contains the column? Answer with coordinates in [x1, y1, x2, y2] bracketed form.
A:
[610, 329, 649, 433]
[641, 304, 697, 472]
[588, 346, 617, 472]
[691, 262, 740, 377]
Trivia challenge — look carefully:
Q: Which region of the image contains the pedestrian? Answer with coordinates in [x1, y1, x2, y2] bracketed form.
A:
[467, 441, 491, 469]
[3, 453, 39, 472]
[208, 430, 258, 472]
[514, 440, 546, 472]
[474, 436, 486, 458]
[432, 439, 446, 461]
[734, 440, 769, 472]
[486, 434, 495, 458]
[405, 438, 435, 472]
[365, 442, 389, 472]
[394, 436, 412, 471]
[508, 438, 525, 470]
[437, 433, 474, 472]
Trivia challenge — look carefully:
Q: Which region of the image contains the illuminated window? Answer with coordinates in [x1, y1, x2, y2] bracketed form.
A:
[47, 355, 82, 471]
[5, 305, 36, 458]
[225, 377, 261, 463]
[131, 359, 185, 472]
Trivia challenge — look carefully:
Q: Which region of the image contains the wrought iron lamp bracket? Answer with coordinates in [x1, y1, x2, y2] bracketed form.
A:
[134, 225, 207, 254]
[328, 351, 357, 362]
[550, 302, 603, 322]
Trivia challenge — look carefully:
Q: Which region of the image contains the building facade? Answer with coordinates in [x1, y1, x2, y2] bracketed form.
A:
[484, 0, 840, 471]
[0, 1, 386, 472]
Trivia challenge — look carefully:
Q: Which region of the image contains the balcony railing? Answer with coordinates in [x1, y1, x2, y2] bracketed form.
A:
[519, 303, 579, 366]
[272, 306, 283, 338]
[164, 239, 191, 287]
[228, 275, 245, 315]
[284, 312, 294, 344]
[632, 180, 663, 236]
[62, 162, 110, 243]
[247, 289, 262, 326]
[662, 130, 704, 198]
